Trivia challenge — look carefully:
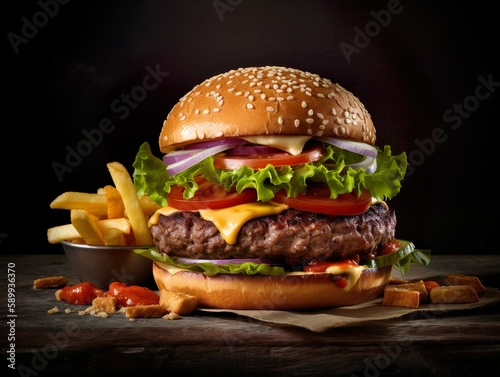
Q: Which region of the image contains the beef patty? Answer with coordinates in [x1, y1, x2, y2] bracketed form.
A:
[150, 204, 396, 265]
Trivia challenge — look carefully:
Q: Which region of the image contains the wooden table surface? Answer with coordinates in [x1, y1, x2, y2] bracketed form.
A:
[2, 253, 499, 377]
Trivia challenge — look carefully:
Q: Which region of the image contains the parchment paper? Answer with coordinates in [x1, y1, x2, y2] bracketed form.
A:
[199, 288, 500, 332]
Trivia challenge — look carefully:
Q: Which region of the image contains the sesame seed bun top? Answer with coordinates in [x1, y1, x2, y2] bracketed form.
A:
[159, 66, 376, 153]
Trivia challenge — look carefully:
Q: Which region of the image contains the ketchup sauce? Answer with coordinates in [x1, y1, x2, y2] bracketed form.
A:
[59, 282, 105, 305]
[58, 281, 159, 306]
[105, 282, 159, 306]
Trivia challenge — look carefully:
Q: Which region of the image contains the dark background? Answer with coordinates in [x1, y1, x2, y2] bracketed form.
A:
[2, 0, 498, 255]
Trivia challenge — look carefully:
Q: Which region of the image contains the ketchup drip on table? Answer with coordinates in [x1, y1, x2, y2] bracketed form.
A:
[58, 281, 159, 306]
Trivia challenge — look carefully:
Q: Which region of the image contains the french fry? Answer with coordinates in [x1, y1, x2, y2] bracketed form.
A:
[50, 192, 108, 217]
[47, 224, 81, 244]
[103, 228, 127, 246]
[104, 185, 125, 219]
[70, 209, 105, 245]
[139, 195, 162, 216]
[98, 218, 131, 235]
[107, 162, 153, 245]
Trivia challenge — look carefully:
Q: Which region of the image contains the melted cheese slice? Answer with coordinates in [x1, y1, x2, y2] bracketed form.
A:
[199, 201, 288, 244]
[148, 201, 288, 245]
[242, 135, 311, 155]
[326, 264, 366, 291]
[287, 264, 366, 291]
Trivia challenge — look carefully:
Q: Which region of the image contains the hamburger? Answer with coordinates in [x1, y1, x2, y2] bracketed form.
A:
[133, 66, 430, 310]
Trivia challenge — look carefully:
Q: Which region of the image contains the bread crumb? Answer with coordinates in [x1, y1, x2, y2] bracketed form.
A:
[443, 274, 486, 293]
[47, 306, 60, 314]
[385, 280, 429, 302]
[125, 305, 167, 318]
[383, 288, 420, 308]
[159, 289, 197, 315]
[34, 276, 68, 289]
[91, 296, 117, 314]
[430, 285, 479, 304]
[163, 312, 181, 320]
[55, 289, 64, 301]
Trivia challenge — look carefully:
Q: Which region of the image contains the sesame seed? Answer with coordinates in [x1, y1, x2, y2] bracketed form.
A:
[235, 91, 242, 96]
[213, 108, 220, 112]
[266, 106, 274, 112]
[308, 109, 314, 116]
[269, 97, 276, 102]
[287, 95, 294, 101]
[195, 109, 200, 115]
[248, 95, 255, 101]
[317, 113, 324, 119]
[301, 101, 307, 108]
[203, 109, 210, 114]
[306, 118, 314, 124]
[294, 119, 300, 127]
[180, 116, 186, 121]
[332, 108, 337, 116]
[246, 103, 254, 109]
[278, 116, 283, 125]
[261, 93, 267, 100]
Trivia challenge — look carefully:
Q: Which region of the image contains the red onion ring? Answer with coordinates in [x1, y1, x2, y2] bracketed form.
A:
[315, 137, 378, 158]
[174, 257, 281, 265]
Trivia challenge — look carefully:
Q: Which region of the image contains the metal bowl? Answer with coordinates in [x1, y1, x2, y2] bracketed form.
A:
[61, 241, 155, 289]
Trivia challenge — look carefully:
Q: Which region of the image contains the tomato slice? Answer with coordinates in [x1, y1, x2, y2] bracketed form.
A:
[272, 184, 372, 215]
[167, 178, 257, 210]
[213, 144, 324, 170]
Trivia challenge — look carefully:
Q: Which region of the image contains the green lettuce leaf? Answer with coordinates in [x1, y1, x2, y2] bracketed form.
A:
[133, 247, 286, 276]
[132, 141, 408, 206]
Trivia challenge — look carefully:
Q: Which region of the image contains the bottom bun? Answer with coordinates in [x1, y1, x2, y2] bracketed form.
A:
[153, 262, 392, 310]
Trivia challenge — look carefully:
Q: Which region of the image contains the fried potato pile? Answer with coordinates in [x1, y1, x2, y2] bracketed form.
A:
[47, 162, 159, 246]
